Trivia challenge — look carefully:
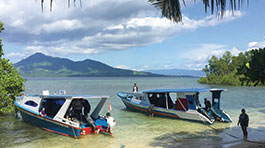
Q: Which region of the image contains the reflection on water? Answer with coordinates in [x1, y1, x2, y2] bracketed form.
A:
[1, 77, 265, 148]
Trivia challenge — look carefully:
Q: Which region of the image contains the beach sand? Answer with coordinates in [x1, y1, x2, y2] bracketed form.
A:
[229, 140, 265, 148]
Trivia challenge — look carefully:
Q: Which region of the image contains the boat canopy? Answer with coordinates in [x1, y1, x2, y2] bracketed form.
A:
[143, 88, 225, 93]
[40, 95, 109, 100]
[39, 94, 109, 120]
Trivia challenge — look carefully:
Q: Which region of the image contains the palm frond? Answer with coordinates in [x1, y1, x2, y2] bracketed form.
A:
[50, 0, 53, 11]
[149, 0, 248, 23]
[38, 0, 249, 21]
[41, 0, 44, 13]
[149, 0, 182, 22]
[38, 0, 82, 12]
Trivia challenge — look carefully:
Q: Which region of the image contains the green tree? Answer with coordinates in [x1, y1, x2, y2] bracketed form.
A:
[0, 22, 25, 115]
[198, 51, 247, 85]
[238, 48, 265, 86]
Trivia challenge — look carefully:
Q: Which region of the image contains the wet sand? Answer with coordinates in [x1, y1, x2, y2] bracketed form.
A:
[229, 140, 265, 148]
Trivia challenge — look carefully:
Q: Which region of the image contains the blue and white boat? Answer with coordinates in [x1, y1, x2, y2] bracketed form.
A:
[117, 88, 232, 124]
[15, 90, 109, 138]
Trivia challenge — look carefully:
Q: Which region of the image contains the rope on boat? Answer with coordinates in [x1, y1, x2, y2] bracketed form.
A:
[71, 126, 77, 139]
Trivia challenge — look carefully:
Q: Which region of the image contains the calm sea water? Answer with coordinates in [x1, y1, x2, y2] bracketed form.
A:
[1, 77, 265, 148]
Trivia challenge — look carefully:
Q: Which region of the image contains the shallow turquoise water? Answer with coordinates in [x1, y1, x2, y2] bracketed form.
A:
[1, 77, 265, 148]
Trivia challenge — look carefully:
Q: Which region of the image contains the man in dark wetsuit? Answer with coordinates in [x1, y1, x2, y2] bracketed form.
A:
[81, 99, 97, 133]
[237, 108, 249, 140]
[72, 99, 83, 121]
[81, 99, 91, 117]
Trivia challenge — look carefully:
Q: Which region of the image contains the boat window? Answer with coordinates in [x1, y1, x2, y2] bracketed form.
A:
[134, 95, 143, 100]
[40, 98, 66, 118]
[25, 100, 38, 107]
[148, 93, 160, 106]
[147, 93, 173, 109]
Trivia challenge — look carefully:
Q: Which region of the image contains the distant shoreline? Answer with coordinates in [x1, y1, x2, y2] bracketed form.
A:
[23, 76, 200, 80]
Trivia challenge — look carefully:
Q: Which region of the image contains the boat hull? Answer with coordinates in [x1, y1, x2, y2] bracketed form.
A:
[17, 106, 81, 137]
[119, 96, 213, 124]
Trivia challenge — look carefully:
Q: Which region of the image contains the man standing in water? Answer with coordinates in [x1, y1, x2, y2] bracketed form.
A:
[237, 109, 249, 140]
[106, 112, 116, 137]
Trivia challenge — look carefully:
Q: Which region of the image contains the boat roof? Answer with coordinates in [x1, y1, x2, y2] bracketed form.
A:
[143, 88, 225, 93]
[29, 94, 109, 99]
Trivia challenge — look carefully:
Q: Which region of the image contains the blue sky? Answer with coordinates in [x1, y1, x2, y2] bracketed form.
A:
[0, 0, 265, 71]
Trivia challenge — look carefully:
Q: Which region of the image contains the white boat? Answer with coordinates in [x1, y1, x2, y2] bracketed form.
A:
[117, 88, 232, 124]
[15, 90, 110, 138]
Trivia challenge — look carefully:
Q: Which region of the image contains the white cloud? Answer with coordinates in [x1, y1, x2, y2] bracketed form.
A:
[41, 19, 84, 33]
[126, 17, 173, 29]
[6, 52, 25, 58]
[0, 0, 243, 65]
[115, 65, 130, 69]
[55, 11, 241, 55]
[10, 19, 24, 27]
[230, 46, 241, 55]
[247, 41, 265, 51]
[106, 24, 124, 30]
[248, 41, 258, 47]
[182, 44, 243, 70]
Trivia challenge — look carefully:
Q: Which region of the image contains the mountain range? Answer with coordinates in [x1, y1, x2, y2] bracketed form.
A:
[14, 53, 162, 77]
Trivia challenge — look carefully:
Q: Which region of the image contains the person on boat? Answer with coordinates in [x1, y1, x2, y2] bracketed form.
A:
[66, 108, 73, 121]
[204, 98, 223, 121]
[39, 107, 46, 117]
[204, 98, 211, 111]
[133, 83, 138, 93]
[237, 109, 249, 140]
[72, 99, 83, 122]
[81, 99, 97, 133]
[106, 112, 116, 137]
[81, 99, 91, 117]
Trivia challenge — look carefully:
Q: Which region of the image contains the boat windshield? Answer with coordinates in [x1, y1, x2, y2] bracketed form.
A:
[39, 98, 66, 118]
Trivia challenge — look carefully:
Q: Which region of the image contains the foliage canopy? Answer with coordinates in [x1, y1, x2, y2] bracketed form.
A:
[237, 48, 265, 86]
[0, 22, 25, 115]
[198, 48, 265, 86]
